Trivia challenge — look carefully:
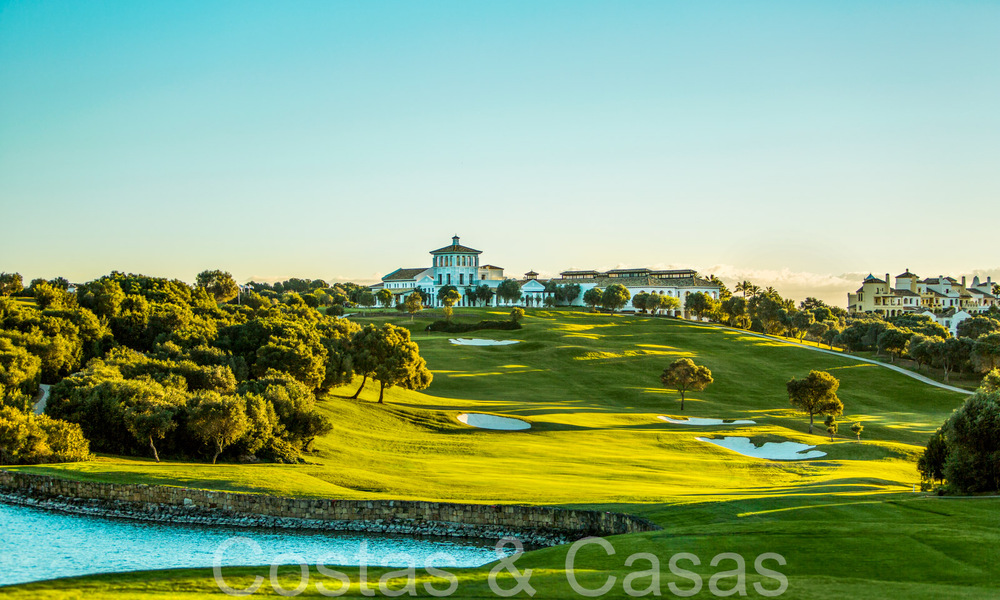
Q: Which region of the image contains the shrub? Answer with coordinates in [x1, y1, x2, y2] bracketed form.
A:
[425, 320, 523, 333]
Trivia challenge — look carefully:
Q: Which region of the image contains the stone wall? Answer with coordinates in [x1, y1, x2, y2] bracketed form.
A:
[0, 470, 659, 546]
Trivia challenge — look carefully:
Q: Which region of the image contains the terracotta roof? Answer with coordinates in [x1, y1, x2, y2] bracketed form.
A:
[480, 264, 503, 270]
[893, 289, 920, 297]
[896, 270, 917, 278]
[557, 275, 718, 288]
[429, 243, 482, 255]
[382, 268, 429, 282]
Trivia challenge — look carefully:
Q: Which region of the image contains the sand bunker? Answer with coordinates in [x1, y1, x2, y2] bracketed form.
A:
[457, 413, 531, 431]
[449, 338, 520, 346]
[658, 416, 756, 426]
[696, 436, 826, 460]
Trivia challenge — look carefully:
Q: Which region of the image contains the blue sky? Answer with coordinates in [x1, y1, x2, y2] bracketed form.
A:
[1, 1, 998, 303]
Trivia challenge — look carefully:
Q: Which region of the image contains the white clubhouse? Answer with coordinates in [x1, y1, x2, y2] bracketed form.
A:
[371, 235, 722, 316]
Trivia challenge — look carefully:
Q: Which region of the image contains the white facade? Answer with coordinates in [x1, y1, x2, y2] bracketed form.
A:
[373, 236, 721, 312]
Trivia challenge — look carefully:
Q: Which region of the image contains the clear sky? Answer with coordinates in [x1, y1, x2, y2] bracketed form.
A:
[2, 1, 998, 305]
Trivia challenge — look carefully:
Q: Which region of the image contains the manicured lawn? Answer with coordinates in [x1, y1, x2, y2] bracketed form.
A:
[5, 309, 992, 598]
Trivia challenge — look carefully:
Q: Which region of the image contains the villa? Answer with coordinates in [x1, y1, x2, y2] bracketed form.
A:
[371, 235, 722, 314]
[847, 270, 998, 336]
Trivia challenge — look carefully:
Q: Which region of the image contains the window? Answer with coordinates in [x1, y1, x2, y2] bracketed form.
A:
[447, 274, 451, 285]
[460, 274, 464, 285]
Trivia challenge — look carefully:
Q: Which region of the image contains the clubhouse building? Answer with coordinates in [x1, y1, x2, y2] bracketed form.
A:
[370, 235, 722, 314]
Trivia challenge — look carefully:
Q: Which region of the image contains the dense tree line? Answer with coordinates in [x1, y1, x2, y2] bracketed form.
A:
[0, 271, 431, 465]
[918, 371, 1000, 493]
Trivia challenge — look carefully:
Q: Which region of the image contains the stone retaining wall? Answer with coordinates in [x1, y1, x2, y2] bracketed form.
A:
[0, 470, 659, 546]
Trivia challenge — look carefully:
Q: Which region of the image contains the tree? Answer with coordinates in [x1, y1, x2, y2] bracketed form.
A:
[404, 292, 423, 321]
[685, 292, 717, 321]
[981, 369, 1000, 393]
[786, 371, 844, 434]
[601, 284, 631, 314]
[877, 326, 912, 363]
[0, 273, 23, 297]
[928, 337, 973, 382]
[660, 358, 713, 411]
[632, 292, 649, 313]
[938, 390, 1000, 493]
[188, 393, 249, 464]
[510, 307, 524, 324]
[560, 284, 581, 305]
[971, 333, 1000, 373]
[735, 280, 758, 299]
[850, 421, 864, 441]
[917, 428, 947, 486]
[956, 316, 1000, 340]
[582, 287, 603, 311]
[475, 284, 494, 307]
[659, 295, 681, 315]
[645, 293, 663, 315]
[808, 321, 830, 343]
[791, 311, 815, 341]
[720, 296, 748, 328]
[496, 279, 522, 305]
[906, 335, 934, 371]
[824, 415, 838, 441]
[123, 397, 178, 463]
[196, 270, 239, 303]
[438, 288, 461, 322]
[351, 324, 431, 404]
[358, 290, 377, 310]
[376, 288, 394, 309]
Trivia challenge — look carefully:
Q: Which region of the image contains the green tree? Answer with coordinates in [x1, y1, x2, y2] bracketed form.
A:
[0, 273, 24, 297]
[720, 296, 748, 328]
[474, 284, 494, 307]
[956, 316, 1000, 340]
[660, 295, 681, 315]
[376, 288, 394, 309]
[188, 393, 249, 464]
[404, 292, 423, 321]
[791, 311, 815, 341]
[601, 284, 631, 314]
[786, 370, 844, 434]
[971, 333, 1000, 373]
[632, 292, 649, 313]
[938, 390, 1000, 493]
[660, 358, 713, 411]
[928, 337, 973, 382]
[981, 369, 1000, 393]
[917, 428, 947, 486]
[439, 288, 462, 322]
[824, 415, 838, 441]
[877, 326, 912, 363]
[685, 292, 717, 321]
[196, 270, 239, 303]
[850, 421, 864, 441]
[582, 287, 603, 311]
[496, 279, 522, 305]
[358, 290, 377, 310]
[351, 324, 432, 404]
[123, 397, 178, 463]
[510, 307, 525, 324]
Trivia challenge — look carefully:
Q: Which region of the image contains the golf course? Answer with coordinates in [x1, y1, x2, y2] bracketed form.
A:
[3, 309, 997, 599]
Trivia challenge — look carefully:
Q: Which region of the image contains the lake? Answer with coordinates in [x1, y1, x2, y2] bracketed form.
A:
[0, 502, 504, 587]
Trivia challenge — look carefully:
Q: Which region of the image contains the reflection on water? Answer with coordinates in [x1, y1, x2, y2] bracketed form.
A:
[0, 502, 503, 586]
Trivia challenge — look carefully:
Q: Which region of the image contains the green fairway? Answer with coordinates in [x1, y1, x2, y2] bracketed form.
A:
[5, 309, 993, 598]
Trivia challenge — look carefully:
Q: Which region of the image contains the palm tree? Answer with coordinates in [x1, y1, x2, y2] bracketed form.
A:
[735, 280, 753, 298]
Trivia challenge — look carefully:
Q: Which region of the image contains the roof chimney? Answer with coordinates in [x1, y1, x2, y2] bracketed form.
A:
[962, 276, 967, 288]
[886, 273, 891, 290]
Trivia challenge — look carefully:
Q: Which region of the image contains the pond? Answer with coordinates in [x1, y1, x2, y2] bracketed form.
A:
[0, 502, 504, 587]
